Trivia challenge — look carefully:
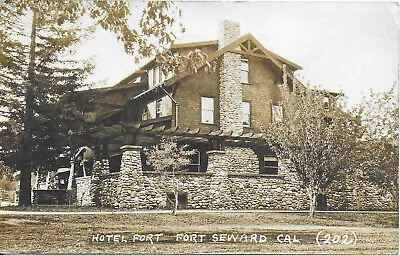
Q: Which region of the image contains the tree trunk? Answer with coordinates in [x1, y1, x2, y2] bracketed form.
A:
[309, 193, 317, 218]
[19, 7, 37, 206]
[171, 166, 179, 215]
[67, 158, 75, 190]
[173, 191, 178, 216]
[306, 186, 317, 218]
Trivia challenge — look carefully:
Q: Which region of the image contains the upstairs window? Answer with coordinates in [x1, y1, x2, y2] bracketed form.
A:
[240, 58, 249, 84]
[142, 101, 156, 120]
[261, 155, 278, 175]
[272, 104, 283, 123]
[148, 65, 166, 88]
[201, 97, 214, 124]
[142, 96, 172, 121]
[242, 101, 250, 127]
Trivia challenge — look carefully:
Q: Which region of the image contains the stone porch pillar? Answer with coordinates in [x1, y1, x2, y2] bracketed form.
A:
[206, 150, 232, 209]
[90, 158, 109, 206]
[118, 145, 143, 209]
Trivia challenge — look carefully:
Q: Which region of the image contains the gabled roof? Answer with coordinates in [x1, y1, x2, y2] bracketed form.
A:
[104, 33, 301, 91]
[165, 33, 301, 87]
[171, 40, 218, 49]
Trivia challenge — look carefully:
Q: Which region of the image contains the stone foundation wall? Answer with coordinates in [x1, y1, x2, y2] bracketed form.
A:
[326, 178, 395, 211]
[85, 146, 395, 211]
[75, 176, 91, 205]
[99, 173, 120, 207]
[95, 171, 308, 210]
[115, 173, 213, 210]
[90, 146, 310, 210]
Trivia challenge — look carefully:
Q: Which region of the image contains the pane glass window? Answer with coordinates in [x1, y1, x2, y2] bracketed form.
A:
[201, 97, 214, 124]
[262, 155, 278, 174]
[164, 96, 172, 116]
[272, 104, 283, 123]
[242, 101, 250, 127]
[241, 59, 249, 83]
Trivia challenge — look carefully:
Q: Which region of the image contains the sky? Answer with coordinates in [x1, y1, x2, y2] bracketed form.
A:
[82, 1, 399, 108]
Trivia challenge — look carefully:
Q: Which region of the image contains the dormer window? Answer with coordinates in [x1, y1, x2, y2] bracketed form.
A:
[141, 96, 172, 121]
[240, 58, 249, 84]
[148, 65, 164, 88]
[148, 65, 174, 89]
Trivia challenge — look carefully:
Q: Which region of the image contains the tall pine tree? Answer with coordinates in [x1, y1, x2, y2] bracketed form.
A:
[0, 1, 183, 205]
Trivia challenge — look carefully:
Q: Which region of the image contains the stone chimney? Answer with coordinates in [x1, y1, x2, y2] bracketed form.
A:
[218, 20, 243, 134]
[219, 20, 240, 49]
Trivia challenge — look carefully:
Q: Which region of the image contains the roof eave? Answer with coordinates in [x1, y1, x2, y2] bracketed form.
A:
[171, 40, 219, 49]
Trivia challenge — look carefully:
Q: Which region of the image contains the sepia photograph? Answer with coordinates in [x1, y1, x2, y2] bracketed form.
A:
[0, 1, 398, 254]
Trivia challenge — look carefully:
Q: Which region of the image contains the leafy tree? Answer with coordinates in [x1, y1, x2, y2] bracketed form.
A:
[353, 84, 398, 208]
[0, 1, 184, 206]
[262, 75, 362, 217]
[0, 161, 16, 192]
[145, 138, 195, 215]
[0, 161, 12, 180]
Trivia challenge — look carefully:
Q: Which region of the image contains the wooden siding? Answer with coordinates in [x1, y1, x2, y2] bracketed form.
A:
[242, 57, 283, 129]
[173, 56, 283, 132]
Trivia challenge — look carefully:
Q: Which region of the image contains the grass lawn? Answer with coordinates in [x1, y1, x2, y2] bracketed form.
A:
[0, 207, 398, 254]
